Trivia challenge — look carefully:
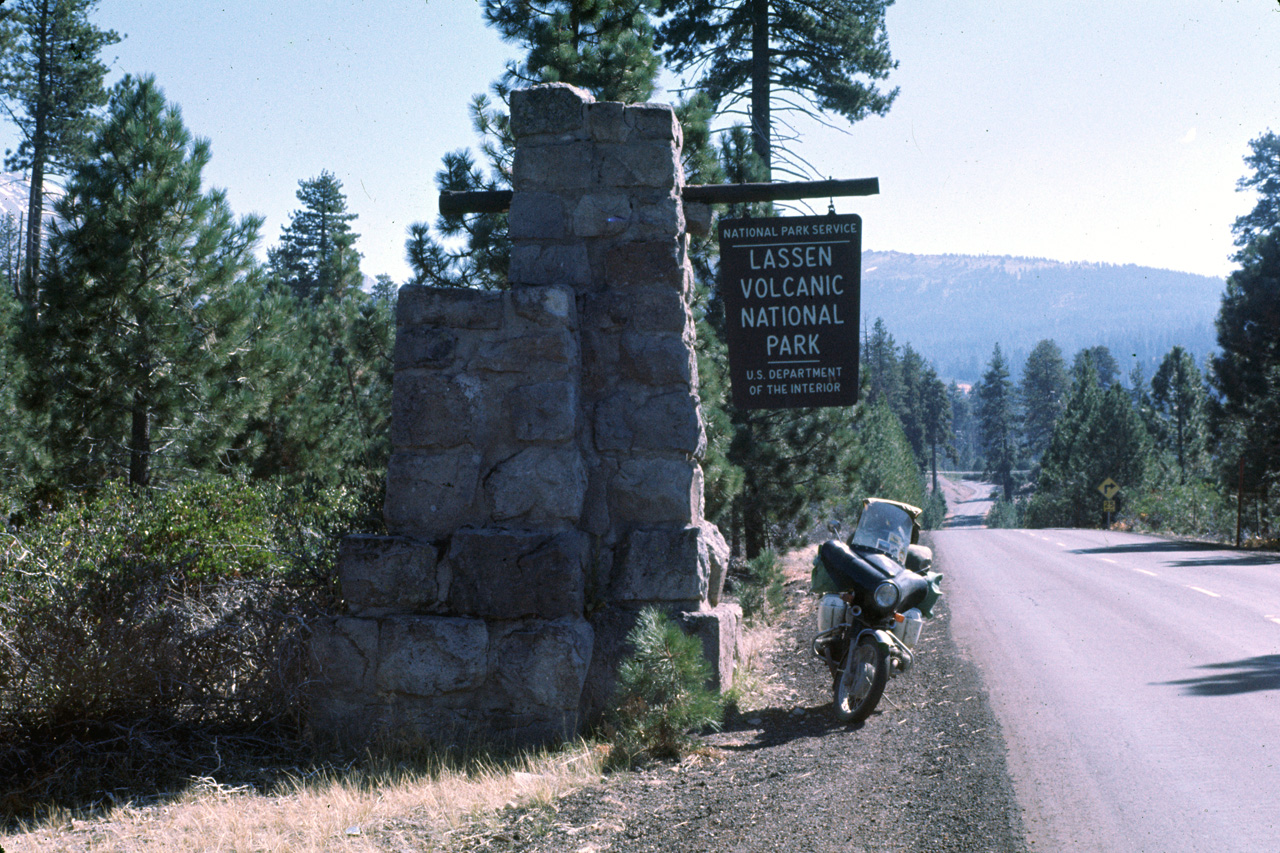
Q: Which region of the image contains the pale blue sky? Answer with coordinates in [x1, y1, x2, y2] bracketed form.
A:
[5, 0, 1278, 282]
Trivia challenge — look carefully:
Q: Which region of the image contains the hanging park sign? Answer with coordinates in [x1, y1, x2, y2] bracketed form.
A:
[718, 213, 862, 409]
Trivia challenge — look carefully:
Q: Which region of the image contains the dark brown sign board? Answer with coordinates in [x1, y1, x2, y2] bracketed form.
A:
[718, 214, 861, 409]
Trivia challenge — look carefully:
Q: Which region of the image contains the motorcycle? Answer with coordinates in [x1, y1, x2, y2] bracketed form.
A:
[811, 498, 944, 724]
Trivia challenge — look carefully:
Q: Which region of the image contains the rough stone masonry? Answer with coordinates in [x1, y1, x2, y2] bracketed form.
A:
[308, 84, 740, 746]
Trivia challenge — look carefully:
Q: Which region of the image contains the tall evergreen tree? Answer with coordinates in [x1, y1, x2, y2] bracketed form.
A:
[862, 317, 900, 407]
[19, 75, 263, 487]
[896, 343, 926, 464]
[1020, 338, 1069, 461]
[947, 381, 980, 470]
[1072, 345, 1120, 387]
[976, 344, 1018, 501]
[0, 0, 119, 302]
[1150, 345, 1207, 483]
[920, 365, 953, 492]
[484, 0, 660, 103]
[268, 170, 362, 303]
[1211, 228, 1280, 492]
[657, 0, 897, 179]
[1231, 130, 1280, 257]
[1026, 358, 1151, 528]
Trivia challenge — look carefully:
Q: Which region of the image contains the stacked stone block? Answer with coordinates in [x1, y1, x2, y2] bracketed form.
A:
[308, 84, 738, 747]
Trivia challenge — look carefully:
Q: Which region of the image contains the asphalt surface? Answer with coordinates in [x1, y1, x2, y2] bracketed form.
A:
[938, 523, 1280, 852]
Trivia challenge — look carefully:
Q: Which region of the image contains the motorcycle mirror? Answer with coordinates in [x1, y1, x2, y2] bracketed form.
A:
[826, 519, 842, 536]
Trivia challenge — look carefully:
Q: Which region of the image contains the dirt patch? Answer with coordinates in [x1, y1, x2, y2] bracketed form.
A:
[470, 557, 1028, 853]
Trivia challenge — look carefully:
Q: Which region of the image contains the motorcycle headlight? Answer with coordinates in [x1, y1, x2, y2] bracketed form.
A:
[873, 581, 900, 610]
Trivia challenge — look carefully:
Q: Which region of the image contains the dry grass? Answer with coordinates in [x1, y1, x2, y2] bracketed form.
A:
[1, 742, 606, 852]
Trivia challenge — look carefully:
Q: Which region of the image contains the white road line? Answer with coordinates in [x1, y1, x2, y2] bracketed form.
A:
[1098, 558, 1118, 564]
[1265, 615, 1280, 626]
[1133, 568, 1158, 577]
[1056, 542, 1067, 548]
[1187, 586, 1221, 598]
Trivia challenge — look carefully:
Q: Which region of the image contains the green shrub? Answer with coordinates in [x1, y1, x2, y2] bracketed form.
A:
[737, 550, 785, 624]
[985, 497, 1024, 528]
[920, 488, 948, 530]
[0, 474, 383, 817]
[605, 608, 725, 768]
[1129, 477, 1234, 540]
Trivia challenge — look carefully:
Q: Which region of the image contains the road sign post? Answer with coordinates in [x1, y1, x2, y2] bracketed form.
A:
[1098, 478, 1120, 528]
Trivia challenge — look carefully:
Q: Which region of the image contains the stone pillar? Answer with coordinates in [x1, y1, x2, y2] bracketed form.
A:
[308, 83, 739, 747]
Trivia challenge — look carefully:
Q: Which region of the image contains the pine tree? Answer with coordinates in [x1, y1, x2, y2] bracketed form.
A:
[862, 318, 900, 407]
[268, 170, 362, 303]
[1150, 345, 1207, 483]
[1211, 228, 1280, 493]
[657, 0, 897, 179]
[1020, 338, 1069, 461]
[976, 344, 1018, 501]
[920, 365, 953, 492]
[19, 75, 263, 487]
[945, 382, 979, 470]
[1026, 356, 1152, 528]
[1231, 130, 1280, 257]
[0, 0, 120, 302]
[896, 343, 927, 464]
[485, 0, 660, 103]
[1072, 345, 1120, 387]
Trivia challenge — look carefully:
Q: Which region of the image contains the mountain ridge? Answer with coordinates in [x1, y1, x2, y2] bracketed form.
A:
[858, 249, 1225, 384]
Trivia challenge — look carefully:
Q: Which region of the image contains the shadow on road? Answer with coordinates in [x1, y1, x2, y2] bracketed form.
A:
[1074, 541, 1222, 555]
[945, 511, 989, 528]
[1074, 540, 1279, 567]
[1157, 654, 1280, 696]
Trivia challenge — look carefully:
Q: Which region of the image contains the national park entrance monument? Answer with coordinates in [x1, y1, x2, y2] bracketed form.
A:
[307, 83, 878, 746]
[308, 83, 737, 745]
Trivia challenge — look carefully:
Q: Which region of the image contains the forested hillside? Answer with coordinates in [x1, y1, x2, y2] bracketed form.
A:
[861, 251, 1223, 383]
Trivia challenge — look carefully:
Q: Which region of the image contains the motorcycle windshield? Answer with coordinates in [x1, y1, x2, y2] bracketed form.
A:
[851, 502, 913, 565]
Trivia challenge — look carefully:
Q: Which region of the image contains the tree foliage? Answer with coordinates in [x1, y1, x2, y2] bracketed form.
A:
[1020, 338, 1068, 461]
[268, 171, 362, 303]
[1024, 358, 1151, 528]
[0, 0, 119, 299]
[485, 0, 660, 103]
[19, 75, 264, 487]
[1213, 143, 1280, 510]
[1232, 130, 1280, 256]
[656, 0, 897, 178]
[975, 344, 1018, 501]
[1150, 345, 1207, 483]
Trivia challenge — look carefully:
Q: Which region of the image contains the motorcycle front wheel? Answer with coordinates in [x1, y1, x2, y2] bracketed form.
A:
[833, 635, 889, 724]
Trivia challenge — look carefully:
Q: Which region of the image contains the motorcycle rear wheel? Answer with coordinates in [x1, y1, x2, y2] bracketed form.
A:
[833, 635, 889, 724]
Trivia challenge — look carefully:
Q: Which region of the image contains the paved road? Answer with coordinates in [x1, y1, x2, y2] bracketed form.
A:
[937, 477, 997, 528]
[936, 526, 1280, 852]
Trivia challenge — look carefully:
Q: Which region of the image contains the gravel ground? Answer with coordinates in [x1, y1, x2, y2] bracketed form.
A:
[470, 546, 1029, 853]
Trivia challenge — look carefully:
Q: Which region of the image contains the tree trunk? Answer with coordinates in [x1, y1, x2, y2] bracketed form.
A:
[750, 0, 770, 179]
[931, 440, 938, 493]
[23, 129, 47, 305]
[130, 392, 151, 487]
[22, 0, 53, 305]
